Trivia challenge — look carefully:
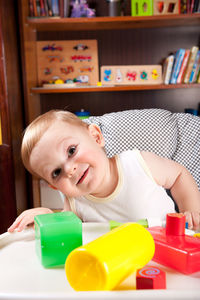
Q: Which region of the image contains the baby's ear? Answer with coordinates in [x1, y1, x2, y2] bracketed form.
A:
[88, 124, 105, 147]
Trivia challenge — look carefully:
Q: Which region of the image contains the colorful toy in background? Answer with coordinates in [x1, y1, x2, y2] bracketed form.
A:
[75, 109, 90, 119]
[65, 223, 155, 291]
[101, 65, 163, 85]
[131, 0, 153, 16]
[131, 0, 179, 16]
[153, 0, 180, 15]
[34, 212, 82, 268]
[184, 108, 198, 115]
[37, 40, 99, 87]
[70, 0, 95, 18]
[136, 266, 166, 289]
[148, 213, 200, 274]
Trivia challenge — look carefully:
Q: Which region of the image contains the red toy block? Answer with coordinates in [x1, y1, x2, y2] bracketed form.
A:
[148, 213, 200, 274]
[136, 266, 166, 289]
[165, 213, 185, 236]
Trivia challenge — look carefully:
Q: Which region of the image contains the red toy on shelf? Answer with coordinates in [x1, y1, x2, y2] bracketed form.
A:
[136, 266, 166, 290]
[148, 213, 200, 274]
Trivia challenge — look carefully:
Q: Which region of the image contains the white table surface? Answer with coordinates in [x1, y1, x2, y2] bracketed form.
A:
[0, 224, 200, 300]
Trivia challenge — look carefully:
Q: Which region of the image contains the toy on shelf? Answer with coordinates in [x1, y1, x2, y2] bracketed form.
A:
[65, 223, 155, 291]
[131, 0, 153, 16]
[153, 0, 180, 15]
[70, 0, 95, 18]
[148, 213, 200, 274]
[34, 212, 82, 268]
[101, 65, 163, 86]
[136, 266, 166, 289]
[107, 0, 124, 16]
[37, 40, 99, 87]
[75, 109, 90, 119]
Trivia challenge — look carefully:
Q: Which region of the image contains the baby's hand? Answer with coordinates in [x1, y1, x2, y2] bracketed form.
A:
[8, 207, 53, 233]
[184, 211, 200, 231]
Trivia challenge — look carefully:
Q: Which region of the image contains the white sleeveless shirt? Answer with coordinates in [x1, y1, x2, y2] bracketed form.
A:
[68, 150, 175, 222]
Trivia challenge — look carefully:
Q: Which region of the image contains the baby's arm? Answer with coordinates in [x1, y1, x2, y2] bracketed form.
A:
[141, 151, 200, 230]
[8, 197, 71, 232]
[7, 207, 53, 232]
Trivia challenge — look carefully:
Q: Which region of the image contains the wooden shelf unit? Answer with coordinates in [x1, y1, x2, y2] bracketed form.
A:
[31, 83, 200, 94]
[27, 14, 200, 31]
[19, 0, 200, 206]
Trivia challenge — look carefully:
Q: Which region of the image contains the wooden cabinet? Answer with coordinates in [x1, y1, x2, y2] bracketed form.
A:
[0, 1, 28, 233]
[18, 0, 200, 206]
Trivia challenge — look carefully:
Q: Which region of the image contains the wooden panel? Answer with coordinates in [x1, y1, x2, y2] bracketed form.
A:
[0, 145, 17, 232]
[37, 26, 200, 65]
[18, 0, 41, 123]
[0, 5, 17, 232]
[0, 0, 28, 231]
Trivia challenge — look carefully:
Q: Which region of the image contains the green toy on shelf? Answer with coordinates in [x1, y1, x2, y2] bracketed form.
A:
[131, 0, 153, 16]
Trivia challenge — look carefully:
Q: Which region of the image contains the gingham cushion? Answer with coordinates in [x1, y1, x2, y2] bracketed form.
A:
[86, 109, 200, 189]
[172, 112, 200, 189]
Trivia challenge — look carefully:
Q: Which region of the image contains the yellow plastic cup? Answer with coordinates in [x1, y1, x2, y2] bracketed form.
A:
[65, 223, 155, 291]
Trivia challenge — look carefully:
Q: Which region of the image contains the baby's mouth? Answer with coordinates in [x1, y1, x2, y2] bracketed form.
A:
[77, 168, 89, 185]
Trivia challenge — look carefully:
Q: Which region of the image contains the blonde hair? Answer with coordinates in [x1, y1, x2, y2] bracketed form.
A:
[21, 110, 88, 177]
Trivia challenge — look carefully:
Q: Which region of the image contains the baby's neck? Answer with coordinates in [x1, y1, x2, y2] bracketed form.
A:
[90, 156, 118, 198]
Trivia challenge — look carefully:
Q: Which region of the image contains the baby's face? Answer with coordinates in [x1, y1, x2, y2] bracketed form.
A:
[30, 121, 109, 198]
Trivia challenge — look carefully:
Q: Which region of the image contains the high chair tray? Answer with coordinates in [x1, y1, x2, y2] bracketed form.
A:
[0, 225, 199, 300]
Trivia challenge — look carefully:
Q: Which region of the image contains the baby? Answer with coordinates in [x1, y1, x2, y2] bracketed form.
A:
[8, 110, 200, 232]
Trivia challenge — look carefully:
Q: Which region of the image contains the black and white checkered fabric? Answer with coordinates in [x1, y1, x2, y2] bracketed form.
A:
[171, 112, 200, 190]
[85, 109, 200, 189]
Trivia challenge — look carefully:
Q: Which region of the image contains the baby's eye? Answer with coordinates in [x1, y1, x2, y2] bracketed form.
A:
[52, 168, 61, 179]
[68, 146, 76, 157]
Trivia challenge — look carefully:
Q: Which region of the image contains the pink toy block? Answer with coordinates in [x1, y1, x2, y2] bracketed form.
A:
[136, 266, 166, 290]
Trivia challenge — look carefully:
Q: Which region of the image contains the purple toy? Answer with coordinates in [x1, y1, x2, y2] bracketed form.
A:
[70, 0, 95, 18]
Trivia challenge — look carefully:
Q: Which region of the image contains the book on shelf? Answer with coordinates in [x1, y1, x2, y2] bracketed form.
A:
[184, 46, 199, 83]
[51, 0, 59, 16]
[189, 50, 200, 83]
[170, 49, 186, 84]
[163, 54, 175, 85]
[192, 0, 200, 11]
[181, 0, 200, 12]
[32, 0, 37, 16]
[176, 49, 190, 83]
[180, 0, 187, 13]
[43, 0, 49, 16]
[59, 0, 64, 17]
[40, 0, 46, 16]
[197, 70, 200, 83]
[29, 0, 54, 17]
[190, 0, 195, 12]
[36, 0, 41, 16]
[29, 0, 34, 16]
[46, 0, 53, 16]
[63, 0, 71, 17]
[197, 0, 200, 12]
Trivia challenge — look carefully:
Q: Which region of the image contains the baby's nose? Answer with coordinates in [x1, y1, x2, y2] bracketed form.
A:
[64, 163, 77, 178]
